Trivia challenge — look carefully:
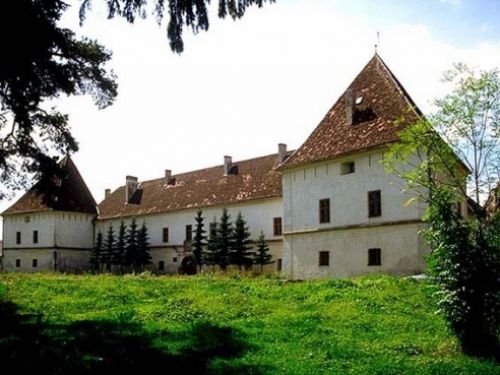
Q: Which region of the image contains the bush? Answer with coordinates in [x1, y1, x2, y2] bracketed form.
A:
[426, 189, 500, 359]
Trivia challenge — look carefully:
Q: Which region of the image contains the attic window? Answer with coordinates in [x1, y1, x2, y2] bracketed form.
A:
[341, 162, 355, 175]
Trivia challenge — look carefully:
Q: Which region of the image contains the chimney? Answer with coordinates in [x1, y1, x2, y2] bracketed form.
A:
[164, 169, 172, 184]
[104, 189, 111, 199]
[345, 89, 354, 126]
[223, 155, 232, 176]
[125, 176, 138, 203]
[278, 143, 287, 163]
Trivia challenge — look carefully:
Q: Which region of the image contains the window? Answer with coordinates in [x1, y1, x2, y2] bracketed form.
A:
[33, 230, 38, 244]
[273, 217, 282, 236]
[24, 216, 30, 223]
[158, 261, 165, 271]
[32, 259, 38, 268]
[368, 190, 382, 218]
[319, 251, 330, 266]
[185, 225, 192, 241]
[368, 248, 381, 266]
[16, 232, 21, 245]
[15, 259, 21, 268]
[173, 257, 178, 263]
[277, 258, 282, 272]
[162, 227, 169, 243]
[341, 161, 355, 175]
[319, 199, 330, 223]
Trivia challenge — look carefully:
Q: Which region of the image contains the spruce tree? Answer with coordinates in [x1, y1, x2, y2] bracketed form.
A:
[253, 231, 274, 272]
[216, 208, 233, 271]
[136, 222, 152, 272]
[230, 212, 253, 270]
[103, 225, 116, 272]
[114, 221, 127, 273]
[192, 209, 207, 272]
[205, 218, 219, 270]
[90, 231, 103, 273]
[125, 218, 139, 271]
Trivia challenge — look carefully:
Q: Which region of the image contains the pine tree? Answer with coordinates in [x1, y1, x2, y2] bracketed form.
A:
[253, 231, 273, 272]
[216, 208, 233, 271]
[205, 218, 219, 270]
[230, 212, 253, 270]
[136, 222, 152, 272]
[114, 221, 127, 273]
[192, 209, 207, 272]
[125, 218, 139, 271]
[90, 231, 103, 273]
[102, 225, 116, 272]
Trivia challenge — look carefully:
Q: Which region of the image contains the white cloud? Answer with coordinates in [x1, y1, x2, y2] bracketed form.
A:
[1, 1, 499, 237]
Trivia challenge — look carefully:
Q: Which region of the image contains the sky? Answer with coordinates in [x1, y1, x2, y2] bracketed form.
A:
[1, 0, 500, 238]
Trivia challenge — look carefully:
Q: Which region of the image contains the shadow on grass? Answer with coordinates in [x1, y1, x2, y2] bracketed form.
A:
[0, 300, 265, 374]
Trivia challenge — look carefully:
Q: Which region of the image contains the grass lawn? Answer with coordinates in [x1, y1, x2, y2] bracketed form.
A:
[0, 273, 498, 374]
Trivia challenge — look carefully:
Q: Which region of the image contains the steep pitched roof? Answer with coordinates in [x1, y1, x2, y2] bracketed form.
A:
[281, 53, 422, 170]
[2, 157, 97, 216]
[98, 152, 290, 219]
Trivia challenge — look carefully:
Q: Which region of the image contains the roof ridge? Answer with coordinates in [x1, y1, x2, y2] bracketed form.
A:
[137, 150, 294, 186]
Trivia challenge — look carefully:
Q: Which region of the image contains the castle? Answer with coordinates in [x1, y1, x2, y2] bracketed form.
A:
[2, 54, 462, 279]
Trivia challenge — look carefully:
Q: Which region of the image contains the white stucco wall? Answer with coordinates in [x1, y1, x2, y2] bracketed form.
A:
[96, 198, 284, 274]
[96, 198, 283, 246]
[55, 212, 95, 249]
[282, 151, 426, 233]
[2, 248, 91, 272]
[2, 212, 56, 249]
[281, 150, 429, 280]
[283, 222, 427, 280]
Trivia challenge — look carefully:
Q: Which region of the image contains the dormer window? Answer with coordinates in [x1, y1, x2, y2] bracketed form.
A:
[355, 96, 363, 105]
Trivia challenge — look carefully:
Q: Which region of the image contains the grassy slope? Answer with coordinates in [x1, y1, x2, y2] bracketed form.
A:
[0, 273, 498, 374]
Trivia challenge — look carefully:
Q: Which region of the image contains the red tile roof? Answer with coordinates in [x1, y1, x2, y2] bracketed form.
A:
[98, 152, 290, 219]
[280, 53, 422, 170]
[2, 157, 97, 216]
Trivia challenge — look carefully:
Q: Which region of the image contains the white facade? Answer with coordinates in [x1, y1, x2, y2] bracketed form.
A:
[96, 197, 284, 274]
[2, 211, 95, 272]
[282, 150, 428, 280]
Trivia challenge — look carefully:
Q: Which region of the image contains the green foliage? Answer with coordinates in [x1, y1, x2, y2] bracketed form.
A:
[0, 0, 117, 199]
[216, 209, 233, 271]
[230, 212, 253, 270]
[114, 222, 127, 269]
[102, 225, 116, 269]
[205, 218, 219, 268]
[192, 209, 206, 271]
[426, 188, 500, 359]
[125, 218, 139, 268]
[253, 231, 273, 272]
[89, 231, 103, 272]
[135, 222, 152, 272]
[1, 273, 499, 374]
[79, 0, 275, 54]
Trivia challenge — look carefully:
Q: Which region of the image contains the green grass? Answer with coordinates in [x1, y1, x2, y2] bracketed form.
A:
[0, 273, 498, 374]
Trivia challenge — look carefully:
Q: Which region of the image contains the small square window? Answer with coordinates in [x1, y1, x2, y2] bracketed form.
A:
[319, 199, 330, 224]
[319, 251, 330, 267]
[15, 259, 21, 268]
[368, 248, 381, 266]
[16, 232, 21, 245]
[33, 230, 38, 244]
[173, 257, 178, 263]
[341, 161, 355, 175]
[32, 259, 38, 268]
[273, 217, 282, 236]
[158, 261, 165, 271]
